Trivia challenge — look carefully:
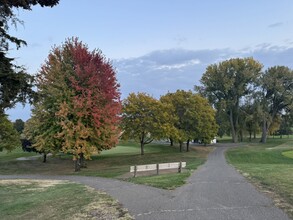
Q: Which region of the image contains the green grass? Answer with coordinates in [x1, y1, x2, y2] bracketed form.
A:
[128, 172, 190, 189]
[78, 142, 211, 189]
[217, 134, 293, 144]
[0, 148, 38, 161]
[226, 139, 293, 218]
[0, 179, 132, 220]
[0, 141, 212, 189]
[283, 150, 293, 159]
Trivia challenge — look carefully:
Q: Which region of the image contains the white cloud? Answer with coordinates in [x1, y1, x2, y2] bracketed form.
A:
[155, 59, 201, 70]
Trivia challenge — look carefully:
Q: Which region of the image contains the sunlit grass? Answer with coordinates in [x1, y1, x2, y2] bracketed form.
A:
[0, 179, 132, 220]
[282, 150, 293, 159]
[226, 138, 293, 218]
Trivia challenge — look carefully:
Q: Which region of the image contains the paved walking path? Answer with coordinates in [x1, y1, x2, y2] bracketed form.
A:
[0, 145, 291, 220]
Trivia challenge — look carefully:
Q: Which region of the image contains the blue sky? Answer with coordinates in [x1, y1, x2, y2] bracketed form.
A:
[7, 0, 293, 121]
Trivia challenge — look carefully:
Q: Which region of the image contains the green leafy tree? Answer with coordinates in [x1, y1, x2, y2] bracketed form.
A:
[197, 57, 262, 143]
[278, 108, 293, 138]
[13, 119, 25, 133]
[161, 91, 190, 151]
[260, 66, 293, 143]
[0, 52, 34, 115]
[161, 90, 218, 151]
[213, 101, 230, 138]
[23, 115, 52, 162]
[0, 115, 20, 151]
[121, 93, 170, 155]
[31, 38, 121, 171]
[238, 99, 262, 141]
[195, 95, 219, 145]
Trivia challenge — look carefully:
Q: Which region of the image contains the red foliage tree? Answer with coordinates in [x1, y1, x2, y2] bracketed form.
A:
[33, 38, 121, 171]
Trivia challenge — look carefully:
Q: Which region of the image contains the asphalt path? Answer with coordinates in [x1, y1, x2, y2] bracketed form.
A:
[0, 145, 291, 220]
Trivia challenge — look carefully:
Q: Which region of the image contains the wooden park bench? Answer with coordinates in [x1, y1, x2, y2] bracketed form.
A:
[130, 162, 186, 177]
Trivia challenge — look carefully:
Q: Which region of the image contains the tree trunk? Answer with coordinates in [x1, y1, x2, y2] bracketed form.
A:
[239, 130, 243, 142]
[79, 153, 87, 168]
[170, 138, 173, 146]
[140, 141, 144, 155]
[43, 153, 47, 163]
[261, 119, 268, 143]
[249, 132, 252, 142]
[229, 110, 238, 143]
[186, 139, 190, 152]
[253, 130, 256, 139]
[179, 141, 183, 152]
[74, 160, 80, 172]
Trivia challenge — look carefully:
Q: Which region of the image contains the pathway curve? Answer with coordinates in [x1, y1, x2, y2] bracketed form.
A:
[0, 145, 291, 220]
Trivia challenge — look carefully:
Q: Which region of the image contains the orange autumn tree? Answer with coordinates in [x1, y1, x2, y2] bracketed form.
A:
[32, 38, 121, 171]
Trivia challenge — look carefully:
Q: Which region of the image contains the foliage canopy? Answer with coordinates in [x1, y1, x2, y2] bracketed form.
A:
[121, 92, 170, 155]
[29, 38, 121, 170]
[197, 57, 263, 143]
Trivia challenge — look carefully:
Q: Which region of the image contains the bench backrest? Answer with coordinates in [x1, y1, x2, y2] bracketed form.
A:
[130, 162, 186, 172]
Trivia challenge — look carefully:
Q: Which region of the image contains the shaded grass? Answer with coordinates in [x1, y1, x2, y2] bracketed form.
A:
[128, 172, 190, 190]
[0, 148, 38, 162]
[0, 141, 213, 189]
[226, 139, 293, 218]
[0, 179, 132, 220]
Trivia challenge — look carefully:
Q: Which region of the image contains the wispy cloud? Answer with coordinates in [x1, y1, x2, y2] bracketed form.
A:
[268, 22, 284, 28]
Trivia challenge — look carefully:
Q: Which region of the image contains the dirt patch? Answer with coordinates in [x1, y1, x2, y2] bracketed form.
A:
[72, 200, 133, 220]
[0, 179, 68, 191]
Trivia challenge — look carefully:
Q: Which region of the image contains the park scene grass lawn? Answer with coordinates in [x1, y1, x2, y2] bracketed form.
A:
[0, 179, 132, 220]
[0, 141, 213, 189]
[226, 138, 293, 218]
[2, 138, 293, 218]
[0, 141, 212, 219]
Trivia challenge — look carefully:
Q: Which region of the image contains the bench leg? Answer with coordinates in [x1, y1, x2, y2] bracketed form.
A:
[134, 165, 137, 177]
[178, 161, 182, 173]
[156, 163, 159, 175]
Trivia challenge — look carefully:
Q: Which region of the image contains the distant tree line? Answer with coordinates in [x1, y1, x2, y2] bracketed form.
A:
[196, 58, 293, 143]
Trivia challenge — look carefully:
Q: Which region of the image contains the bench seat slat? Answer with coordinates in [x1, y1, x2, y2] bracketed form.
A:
[130, 162, 186, 172]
